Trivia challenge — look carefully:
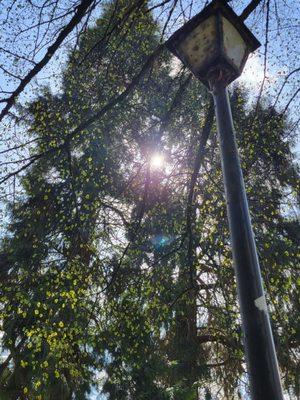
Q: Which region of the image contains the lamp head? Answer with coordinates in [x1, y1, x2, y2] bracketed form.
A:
[166, 0, 260, 87]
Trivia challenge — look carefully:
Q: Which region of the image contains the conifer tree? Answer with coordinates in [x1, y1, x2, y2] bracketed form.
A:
[0, 1, 299, 399]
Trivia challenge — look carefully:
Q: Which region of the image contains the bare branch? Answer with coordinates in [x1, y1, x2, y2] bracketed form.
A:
[240, 0, 263, 21]
[0, 0, 95, 123]
[282, 88, 300, 116]
[273, 67, 300, 109]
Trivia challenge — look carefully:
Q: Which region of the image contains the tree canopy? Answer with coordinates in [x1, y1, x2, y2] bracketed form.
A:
[0, 1, 299, 399]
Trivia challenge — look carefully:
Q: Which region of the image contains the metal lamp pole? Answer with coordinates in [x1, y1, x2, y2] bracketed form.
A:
[210, 77, 283, 400]
[165, 0, 284, 397]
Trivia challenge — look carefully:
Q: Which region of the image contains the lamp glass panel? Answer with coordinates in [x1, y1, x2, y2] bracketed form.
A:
[222, 16, 247, 70]
[177, 15, 217, 72]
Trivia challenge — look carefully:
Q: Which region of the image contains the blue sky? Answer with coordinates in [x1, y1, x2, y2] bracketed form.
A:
[0, 1, 299, 398]
[0, 0, 299, 154]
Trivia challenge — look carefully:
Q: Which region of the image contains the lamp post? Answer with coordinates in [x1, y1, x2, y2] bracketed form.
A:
[166, 1, 284, 399]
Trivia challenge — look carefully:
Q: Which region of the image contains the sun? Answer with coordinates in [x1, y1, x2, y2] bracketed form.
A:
[150, 153, 164, 169]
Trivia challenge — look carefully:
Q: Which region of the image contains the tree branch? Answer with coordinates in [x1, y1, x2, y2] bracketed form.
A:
[239, 0, 263, 21]
[0, 0, 95, 123]
[185, 99, 214, 283]
[0, 45, 164, 185]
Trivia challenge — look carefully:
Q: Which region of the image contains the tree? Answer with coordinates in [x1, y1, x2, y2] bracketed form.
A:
[0, 1, 299, 399]
[1, 0, 299, 186]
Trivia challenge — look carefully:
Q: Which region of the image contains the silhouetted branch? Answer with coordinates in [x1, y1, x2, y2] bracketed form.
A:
[0, 0, 95, 123]
[240, 0, 263, 21]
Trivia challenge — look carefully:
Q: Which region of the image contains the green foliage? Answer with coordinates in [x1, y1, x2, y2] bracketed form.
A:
[0, 1, 299, 399]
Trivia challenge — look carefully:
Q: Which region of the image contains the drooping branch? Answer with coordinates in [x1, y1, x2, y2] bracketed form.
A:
[282, 88, 300, 116]
[0, 154, 42, 185]
[273, 67, 300, 109]
[251, 0, 270, 124]
[160, 72, 192, 129]
[98, 72, 193, 291]
[185, 98, 214, 286]
[186, 98, 214, 236]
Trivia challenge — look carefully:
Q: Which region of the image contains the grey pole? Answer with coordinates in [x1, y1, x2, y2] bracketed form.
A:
[210, 78, 284, 400]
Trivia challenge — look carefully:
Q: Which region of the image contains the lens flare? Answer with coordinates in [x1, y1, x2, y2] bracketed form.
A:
[151, 234, 173, 250]
[150, 153, 164, 169]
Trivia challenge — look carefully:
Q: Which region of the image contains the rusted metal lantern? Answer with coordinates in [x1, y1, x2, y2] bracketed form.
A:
[166, 0, 260, 87]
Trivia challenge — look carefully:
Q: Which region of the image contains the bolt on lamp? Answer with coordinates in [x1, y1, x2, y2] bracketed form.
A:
[166, 1, 284, 399]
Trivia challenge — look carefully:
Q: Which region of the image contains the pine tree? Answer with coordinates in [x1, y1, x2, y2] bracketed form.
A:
[0, 1, 299, 399]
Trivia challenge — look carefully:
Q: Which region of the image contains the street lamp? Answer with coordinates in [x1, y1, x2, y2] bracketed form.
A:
[166, 1, 284, 399]
[166, 0, 260, 86]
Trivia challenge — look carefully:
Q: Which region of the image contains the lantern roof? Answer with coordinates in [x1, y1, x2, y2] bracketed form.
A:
[166, 0, 260, 56]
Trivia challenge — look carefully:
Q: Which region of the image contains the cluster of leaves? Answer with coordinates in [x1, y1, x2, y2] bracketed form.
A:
[0, 1, 299, 399]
